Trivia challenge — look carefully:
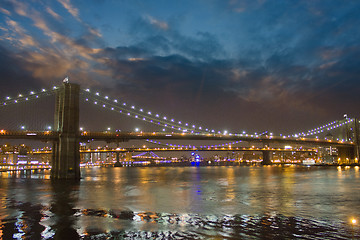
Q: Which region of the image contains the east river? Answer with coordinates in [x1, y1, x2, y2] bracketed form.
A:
[0, 165, 360, 239]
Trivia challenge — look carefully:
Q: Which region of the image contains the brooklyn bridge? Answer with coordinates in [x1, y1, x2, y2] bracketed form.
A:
[1, 81, 359, 179]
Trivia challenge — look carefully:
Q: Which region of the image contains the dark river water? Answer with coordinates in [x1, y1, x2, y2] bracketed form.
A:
[0, 165, 360, 239]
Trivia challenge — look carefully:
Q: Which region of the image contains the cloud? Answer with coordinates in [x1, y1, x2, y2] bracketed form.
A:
[1, 0, 360, 133]
[0, 45, 42, 92]
[56, 0, 102, 39]
[0, 7, 11, 15]
[57, 0, 80, 21]
[0, 2, 108, 88]
[11, 0, 28, 17]
[227, 0, 266, 13]
[5, 18, 37, 48]
[46, 7, 62, 21]
[147, 15, 169, 30]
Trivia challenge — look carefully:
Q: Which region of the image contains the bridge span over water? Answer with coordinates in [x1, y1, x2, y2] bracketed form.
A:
[1, 82, 359, 179]
[0, 130, 356, 146]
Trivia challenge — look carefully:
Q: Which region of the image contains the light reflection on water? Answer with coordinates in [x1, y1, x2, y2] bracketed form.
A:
[0, 166, 359, 239]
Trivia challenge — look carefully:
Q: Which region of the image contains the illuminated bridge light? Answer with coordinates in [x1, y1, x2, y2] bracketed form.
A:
[105, 96, 108, 99]
[114, 99, 117, 103]
[123, 103, 126, 106]
[131, 106, 135, 109]
[18, 94, 22, 97]
[94, 101, 97, 104]
[42, 89, 46, 92]
[85, 89, 90, 92]
[102, 105, 106, 107]
[111, 107, 114, 110]
[140, 109, 143, 112]
[96, 92, 99, 95]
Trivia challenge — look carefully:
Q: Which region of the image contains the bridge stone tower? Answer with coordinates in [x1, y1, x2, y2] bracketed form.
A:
[51, 82, 80, 179]
[336, 117, 360, 164]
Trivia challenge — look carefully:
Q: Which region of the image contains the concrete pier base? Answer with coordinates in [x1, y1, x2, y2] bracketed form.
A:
[262, 150, 272, 165]
[337, 146, 355, 164]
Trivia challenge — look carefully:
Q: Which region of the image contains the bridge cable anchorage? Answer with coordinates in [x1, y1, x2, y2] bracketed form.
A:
[80, 88, 217, 134]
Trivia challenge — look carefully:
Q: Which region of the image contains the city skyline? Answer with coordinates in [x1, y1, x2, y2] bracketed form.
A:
[1, 0, 360, 134]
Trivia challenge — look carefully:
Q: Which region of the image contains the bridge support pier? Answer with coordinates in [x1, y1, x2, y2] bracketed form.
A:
[114, 152, 122, 167]
[354, 118, 360, 163]
[51, 82, 80, 179]
[116, 152, 120, 162]
[337, 146, 355, 165]
[262, 150, 272, 165]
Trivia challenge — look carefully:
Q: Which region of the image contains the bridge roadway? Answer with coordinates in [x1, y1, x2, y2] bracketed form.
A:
[31, 146, 315, 154]
[0, 130, 354, 147]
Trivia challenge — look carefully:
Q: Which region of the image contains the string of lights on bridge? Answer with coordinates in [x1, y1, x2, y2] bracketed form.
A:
[0, 85, 358, 141]
[80, 88, 358, 140]
[81, 88, 220, 135]
[288, 118, 354, 138]
[144, 139, 242, 149]
[0, 86, 59, 107]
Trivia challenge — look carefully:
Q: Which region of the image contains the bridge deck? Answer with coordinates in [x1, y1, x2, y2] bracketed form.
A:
[0, 130, 355, 147]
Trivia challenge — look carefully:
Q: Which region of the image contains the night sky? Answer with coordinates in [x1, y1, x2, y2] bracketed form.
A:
[1, 0, 360, 135]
